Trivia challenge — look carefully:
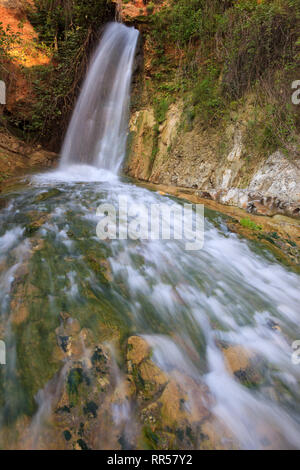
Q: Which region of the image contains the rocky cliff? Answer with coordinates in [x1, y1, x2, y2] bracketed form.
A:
[120, 0, 300, 219]
[0, 0, 51, 117]
[126, 99, 300, 219]
[0, 0, 57, 183]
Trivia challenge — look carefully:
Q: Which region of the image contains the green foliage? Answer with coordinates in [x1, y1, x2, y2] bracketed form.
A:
[18, 0, 115, 144]
[151, 0, 203, 46]
[153, 96, 170, 124]
[28, 0, 114, 48]
[240, 218, 262, 231]
[0, 22, 21, 84]
[190, 63, 224, 124]
[244, 68, 300, 158]
[143, 425, 159, 450]
[146, 3, 155, 15]
[24, 28, 86, 137]
[0, 22, 21, 57]
[219, 0, 299, 99]
[149, 0, 299, 154]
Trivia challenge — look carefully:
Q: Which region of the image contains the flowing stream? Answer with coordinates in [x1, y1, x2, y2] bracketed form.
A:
[0, 23, 300, 450]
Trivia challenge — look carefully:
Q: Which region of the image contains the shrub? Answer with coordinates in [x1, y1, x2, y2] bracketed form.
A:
[219, 1, 299, 98]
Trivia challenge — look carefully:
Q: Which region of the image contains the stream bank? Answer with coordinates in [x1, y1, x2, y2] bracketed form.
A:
[0, 130, 58, 190]
[133, 180, 300, 271]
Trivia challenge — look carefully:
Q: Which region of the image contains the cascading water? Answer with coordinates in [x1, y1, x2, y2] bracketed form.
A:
[0, 22, 300, 450]
[61, 23, 139, 172]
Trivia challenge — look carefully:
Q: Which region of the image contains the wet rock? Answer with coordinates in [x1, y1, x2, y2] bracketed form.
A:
[55, 317, 89, 361]
[30, 238, 45, 253]
[64, 318, 81, 336]
[10, 263, 38, 325]
[139, 360, 167, 388]
[59, 311, 70, 322]
[34, 188, 62, 203]
[25, 212, 48, 236]
[266, 319, 282, 332]
[223, 345, 253, 373]
[30, 150, 58, 167]
[127, 336, 151, 367]
[127, 337, 169, 403]
[158, 380, 187, 426]
[91, 346, 109, 374]
[222, 345, 263, 387]
[85, 254, 112, 283]
[126, 337, 211, 450]
[200, 420, 236, 450]
[58, 336, 70, 354]
[67, 367, 90, 400]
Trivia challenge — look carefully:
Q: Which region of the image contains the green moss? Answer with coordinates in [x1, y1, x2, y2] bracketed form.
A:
[67, 368, 90, 403]
[131, 364, 145, 391]
[240, 218, 262, 231]
[13, 285, 61, 419]
[34, 188, 62, 202]
[153, 97, 170, 125]
[143, 425, 159, 450]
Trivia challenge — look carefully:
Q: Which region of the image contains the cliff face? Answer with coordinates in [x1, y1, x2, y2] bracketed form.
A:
[112, 0, 167, 21]
[0, 0, 51, 116]
[0, 1, 57, 183]
[126, 99, 300, 219]
[121, 0, 300, 219]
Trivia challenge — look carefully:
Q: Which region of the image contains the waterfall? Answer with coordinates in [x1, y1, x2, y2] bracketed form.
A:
[60, 23, 139, 173]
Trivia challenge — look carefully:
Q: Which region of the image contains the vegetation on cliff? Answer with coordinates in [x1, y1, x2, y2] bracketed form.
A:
[143, 0, 300, 158]
[0, 0, 115, 148]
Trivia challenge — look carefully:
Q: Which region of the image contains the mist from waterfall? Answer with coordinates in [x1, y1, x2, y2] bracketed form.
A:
[60, 23, 139, 173]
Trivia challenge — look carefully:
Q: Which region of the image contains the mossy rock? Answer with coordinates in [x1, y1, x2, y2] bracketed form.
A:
[34, 188, 62, 203]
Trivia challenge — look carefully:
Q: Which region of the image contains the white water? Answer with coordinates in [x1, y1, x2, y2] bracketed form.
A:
[61, 23, 139, 172]
[1, 161, 300, 448]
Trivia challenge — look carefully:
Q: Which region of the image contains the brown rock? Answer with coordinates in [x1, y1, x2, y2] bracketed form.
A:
[223, 345, 253, 374]
[158, 380, 187, 426]
[127, 336, 151, 366]
[64, 318, 81, 336]
[139, 359, 168, 390]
